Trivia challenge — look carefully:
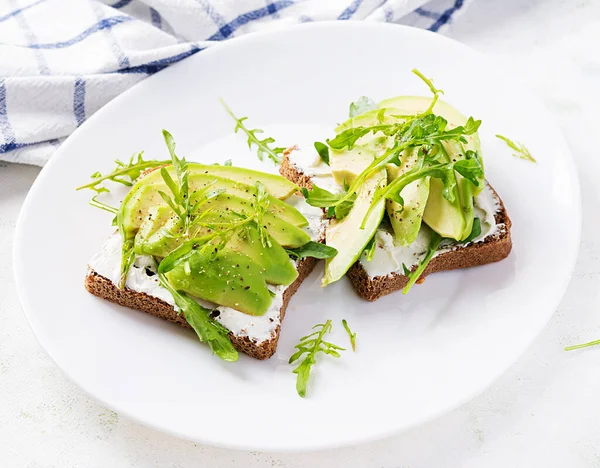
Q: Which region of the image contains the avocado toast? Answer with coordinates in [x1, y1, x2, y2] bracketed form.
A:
[83, 131, 333, 361]
[281, 71, 512, 299]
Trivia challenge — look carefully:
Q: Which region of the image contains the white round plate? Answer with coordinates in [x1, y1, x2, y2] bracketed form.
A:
[14, 22, 580, 451]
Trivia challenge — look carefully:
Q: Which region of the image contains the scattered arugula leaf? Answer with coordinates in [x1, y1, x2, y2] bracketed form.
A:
[89, 194, 118, 215]
[221, 98, 285, 164]
[496, 134, 536, 163]
[285, 241, 338, 260]
[565, 340, 600, 352]
[363, 236, 376, 261]
[314, 141, 330, 166]
[342, 319, 356, 351]
[157, 270, 238, 361]
[289, 320, 345, 398]
[349, 96, 377, 118]
[76, 152, 167, 193]
[403, 232, 443, 294]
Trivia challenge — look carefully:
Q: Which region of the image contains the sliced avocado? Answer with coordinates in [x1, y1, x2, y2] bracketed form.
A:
[166, 249, 272, 316]
[322, 169, 387, 286]
[422, 177, 466, 240]
[134, 205, 184, 256]
[386, 149, 430, 246]
[381, 96, 481, 241]
[133, 192, 310, 256]
[226, 225, 298, 286]
[330, 146, 375, 187]
[121, 173, 307, 236]
[199, 194, 310, 248]
[138, 163, 298, 199]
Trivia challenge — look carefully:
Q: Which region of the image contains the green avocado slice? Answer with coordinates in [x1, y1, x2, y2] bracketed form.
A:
[322, 169, 387, 286]
[226, 224, 298, 286]
[385, 149, 430, 246]
[166, 249, 272, 316]
[138, 163, 299, 199]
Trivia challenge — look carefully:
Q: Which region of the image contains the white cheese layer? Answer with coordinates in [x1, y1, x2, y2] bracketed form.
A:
[89, 194, 323, 344]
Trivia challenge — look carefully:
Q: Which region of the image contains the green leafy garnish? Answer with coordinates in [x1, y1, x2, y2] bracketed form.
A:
[363, 236, 376, 261]
[314, 141, 330, 166]
[462, 217, 482, 243]
[221, 99, 285, 164]
[349, 96, 377, 118]
[403, 232, 442, 294]
[285, 241, 338, 260]
[89, 194, 118, 215]
[342, 319, 356, 351]
[496, 134, 536, 163]
[411, 68, 444, 115]
[565, 340, 600, 352]
[289, 320, 345, 398]
[301, 185, 356, 220]
[76, 152, 167, 193]
[158, 271, 238, 362]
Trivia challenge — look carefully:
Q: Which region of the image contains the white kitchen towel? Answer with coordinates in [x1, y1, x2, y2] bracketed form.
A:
[0, 0, 469, 166]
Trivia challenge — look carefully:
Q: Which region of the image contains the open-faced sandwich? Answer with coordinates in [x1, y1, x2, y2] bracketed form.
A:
[81, 131, 334, 362]
[282, 70, 512, 299]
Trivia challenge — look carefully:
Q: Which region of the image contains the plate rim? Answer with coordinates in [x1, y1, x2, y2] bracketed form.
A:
[13, 21, 582, 452]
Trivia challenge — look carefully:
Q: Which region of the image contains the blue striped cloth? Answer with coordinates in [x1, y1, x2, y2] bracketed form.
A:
[0, 0, 469, 165]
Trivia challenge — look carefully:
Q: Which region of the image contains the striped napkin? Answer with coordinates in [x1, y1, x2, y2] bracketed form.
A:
[0, 0, 469, 165]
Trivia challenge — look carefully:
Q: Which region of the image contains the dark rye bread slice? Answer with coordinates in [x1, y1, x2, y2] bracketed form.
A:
[85, 255, 318, 360]
[280, 152, 512, 301]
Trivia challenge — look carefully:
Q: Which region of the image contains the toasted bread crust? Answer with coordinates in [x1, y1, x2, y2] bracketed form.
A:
[85, 256, 318, 360]
[280, 152, 512, 301]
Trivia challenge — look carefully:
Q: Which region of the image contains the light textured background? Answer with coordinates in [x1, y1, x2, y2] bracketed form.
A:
[2, 0, 600, 466]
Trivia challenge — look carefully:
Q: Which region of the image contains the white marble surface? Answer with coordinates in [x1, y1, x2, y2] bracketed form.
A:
[2, 0, 600, 465]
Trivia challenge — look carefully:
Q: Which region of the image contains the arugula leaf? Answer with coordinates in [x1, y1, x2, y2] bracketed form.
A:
[77, 152, 168, 193]
[363, 236, 376, 261]
[454, 150, 484, 188]
[402, 263, 412, 276]
[301, 185, 356, 219]
[411, 68, 444, 115]
[158, 271, 238, 362]
[314, 141, 330, 166]
[565, 339, 600, 352]
[89, 194, 118, 215]
[496, 134, 536, 163]
[285, 241, 338, 260]
[402, 232, 443, 294]
[289, 320, 345, 398]
[342, 319, 356, 351]
[349, 96, 377, 118]
[221, 99, 285, 164]
[462, 217, 482, 243]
